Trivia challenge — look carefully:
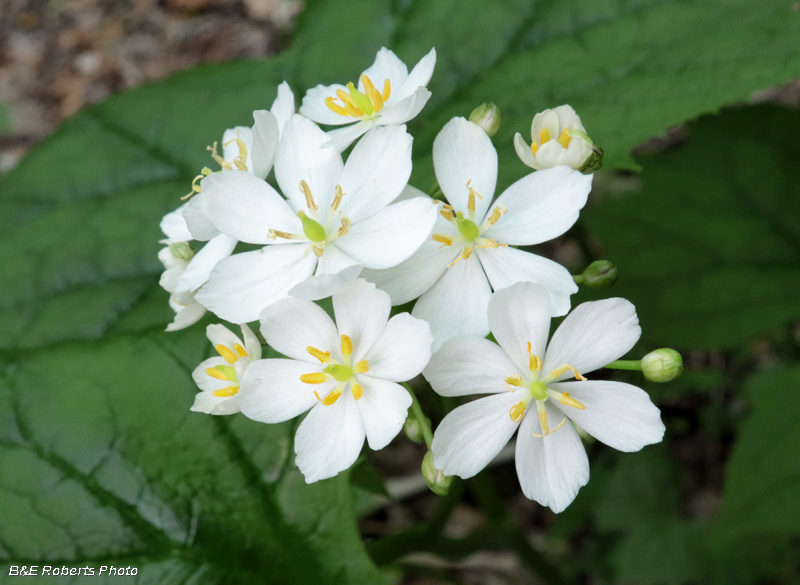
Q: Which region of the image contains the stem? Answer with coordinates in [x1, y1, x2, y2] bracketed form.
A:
[404, 382, 433, 450]
[572, 273, 585, 284]
[605, 359, 643, 371]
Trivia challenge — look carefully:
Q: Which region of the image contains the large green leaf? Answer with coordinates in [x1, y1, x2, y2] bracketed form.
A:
[584, 105, 800, 349]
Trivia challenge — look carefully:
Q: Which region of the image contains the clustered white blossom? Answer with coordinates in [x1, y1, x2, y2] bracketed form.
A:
[157, 47, 669, 512]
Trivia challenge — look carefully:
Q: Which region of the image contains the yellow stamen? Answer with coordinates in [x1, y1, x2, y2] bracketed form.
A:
[440, 204, 457, 222]
[233, 343, 248, 358]
[485, 204, 507, 226]
[505, 374, 523, 388]
[476, 239, 507, 249]
[526, 342, 542, 372]
[307, 245, 325, 258]
[223, 136, 249, 171]
[268, 229, 295, 240]
[534, 417, 566, 438]
[466, 179, 483, 214]
[547, 364, 587, 382]
[336, 216, 351, 238]
[361, 75, 377, 100]
[509, 401, 526, 423]
[558, 129, 571, 148]
[212, 385, 239, 398]
[344, 102, 364, 117]
[382, 79, 391, 102]
[351, 384, 363, 400]
[299, 180, 317, 211]
[331, 185, 346, 211]
[539, 128, 551, 144]
[306, 346, 331, 364]
[182, 174, 205, 200]
[207, 142, 232, 170]
[325, 96, 349, 117]
[336, 88, 357, 108]
[341, 334, 353, 358]
[205, 367, 229, 381]
[559, 391, 585, 410]
[531, 142, 539, 156]
[448, 246, 474, 268]
[432, 234, 453, 247]
[315, 388, 342, 406]
[356, 360, 369, 374]
[537, 403, 549, 435]
[371, 87, 384, 111]
[215, 344, 238, 364]
[301, 372, 328, 384]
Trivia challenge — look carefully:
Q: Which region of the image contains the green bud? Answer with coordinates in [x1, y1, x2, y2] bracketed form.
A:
[404, 410, 429, 444]
[297, 210, 326, 243]
[468, 102, 503, 137]
[169, 242, 195, 262]
[641, 348, 684, 383]
[422, 451, 453, 496]
[456, 212, 480, 241]
[582, 260, 617, 289]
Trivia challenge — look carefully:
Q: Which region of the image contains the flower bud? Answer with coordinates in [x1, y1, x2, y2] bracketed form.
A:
[469, 102, 503, 137]
[513, 105, 602, 172]
[641, 349, 684, 383]
[582, 260, 617, 289]
[169, 242, 195, 262]
[404, 410, 429, 444]
[422, 451, 453, 496]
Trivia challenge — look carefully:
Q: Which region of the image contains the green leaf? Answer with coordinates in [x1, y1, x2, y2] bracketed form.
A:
[584, 105, 800, 349]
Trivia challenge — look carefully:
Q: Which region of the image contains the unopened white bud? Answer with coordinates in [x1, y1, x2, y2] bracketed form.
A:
[642, 349, 683, 383]
[422, 452, 453, 496]
[469, 102, 503, 137]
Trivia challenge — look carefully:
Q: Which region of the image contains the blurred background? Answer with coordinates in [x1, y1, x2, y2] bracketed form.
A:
[1, 1, 799, 584]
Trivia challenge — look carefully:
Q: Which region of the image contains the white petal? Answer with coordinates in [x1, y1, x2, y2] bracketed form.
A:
[240, 323, 262, 360]
[299, 83, 354, 126]
[251, 110, 279, 179]
[271, 81, 295, 134]
[413, 252, 492, 349]
[183, 192, 219, 241]
[192, 356, 232, 392]
[288, 257, 363, 301]
[259, 296, 340, 363]
[393, 184, 428, 204]
[175, 234, 237, 293]
[433, 117, 497, 222]
[196, 244, 317, 323]
[159, 250, 186, 292]
[206, 323, 242, 352]
[360, 235, 460, 305]
[483, 166, 592, 245]
[513, 132, 540, 170]
[160, 205, 193, 243]
[237, 359, 330, 423]
[530, 109, 561, 139]
[275, 114, 344, 213]
[376, 87, 431, 126]
[515, 401, 589, 513]
[487, 282, 551, 375]
[534, 140, 593, 171]
[295, 394, 366, 483]
[551, 105, 586, 132]
[202, 170, 300, 244]
[323, 119, 376, 152]
[543, 298, 641, 378]
[355, 375, 412, 450]
[423, 335, 518, 397]
[334, 197, 438, 270]
[337, 124, 413, 223]
[364, 313, 433, 382]
[390, 48, 436, 103]
[165, 298, 206, 331]
[431, 392, 521, 479]
[222, 126, 253, 170]
[359, 47, 409, 98]
[552, 380, 665, 452]
[190, 392, 240, 415]
[477, 246, 577, 317]
[332, 279, 390, 362]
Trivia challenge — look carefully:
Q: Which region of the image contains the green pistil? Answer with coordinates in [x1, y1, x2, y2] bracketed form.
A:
[347, 83, 374, 116]
[456, 212, 480, 241]
[530, 381, 548, 401]
[215, 365, 237, 382]
[298, 210, 326, 243]
[324, 364, 353, 382]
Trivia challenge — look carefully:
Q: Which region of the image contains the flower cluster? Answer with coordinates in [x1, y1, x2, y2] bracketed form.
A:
[158, 47, 679, 512]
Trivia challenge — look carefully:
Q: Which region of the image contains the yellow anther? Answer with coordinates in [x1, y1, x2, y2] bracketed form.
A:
[485, 204, 507, 226]
[268, 229, 295, 240]
[315, 388, 342, 406]
[345, 102, 365, 117]
[382, 79, 391, 102]
[356, 360, 369, 374]
[530, 142, 539, 156]
[299, 180, 317, 211]
[466, 179, 483, 214]
[205, 367, 229, 381]
[308, 245, 325, 258]
[509, 401, 526, 423]
[534, 416, 566, 438]
[331, 185, 346, 211]
[440, 204, 457, 222]
[547, 364, 587, 382]
[182, 174, 206, 200]
[448, 246, 474, 268]
[432, 234, 453, 247]
[207, 142, 233, 170]
[212, 385, 240, 398]
[233, 343, 248, 358]
[223, 136, 249, 171]
[336, 88, 357, 108]
[505, 374, 523, 388]
[476, 239, 507, 249]
[351, 384, 364, 401]
[306, 346, 332, 364]
[336, 216, 351, 238]
[526, 342, 542, 372]
[325, 96, 349, 117]
[539, 128, 551, 144]
[301, 372, 328, 384]
[371, 87, 384, 111]
[361, 75, 382, 111]
[537, 403, 549, 436]
[215, 344, 238, 364]
[558, 129, 572, 148]
[559, 391, 586, 410]
[340, 334, 353, 358]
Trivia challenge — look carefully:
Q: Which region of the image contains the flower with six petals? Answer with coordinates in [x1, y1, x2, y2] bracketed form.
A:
[513, 105, 597, 171]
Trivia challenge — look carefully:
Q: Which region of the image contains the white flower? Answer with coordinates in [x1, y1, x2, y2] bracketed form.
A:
[514, 105, 595, 171]
[424, 282, 665, 513]
[191, 323, 262, 415]
[362, 117, 593, 349]
[300, 47, 436, 151]
[194, 115, 438, 324]
[236, 279, 433, 483]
